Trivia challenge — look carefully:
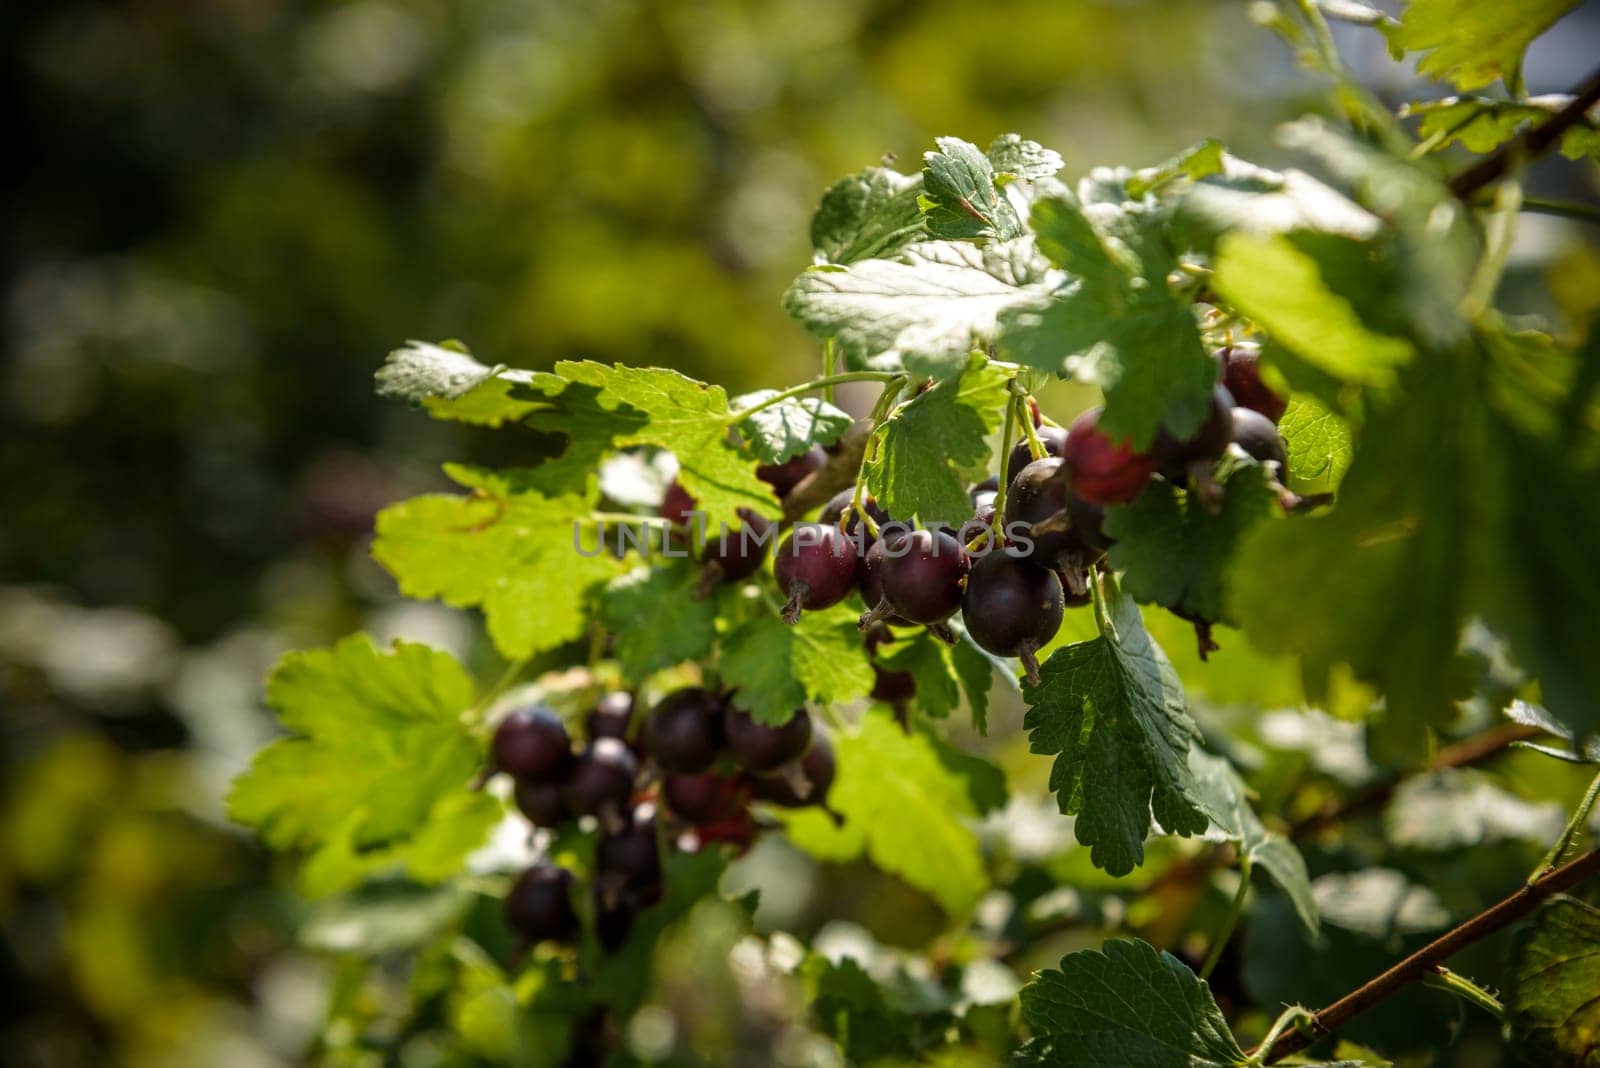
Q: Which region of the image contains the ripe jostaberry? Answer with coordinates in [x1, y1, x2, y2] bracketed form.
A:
[700, 508, 772, 586]
[858, 539, 912, 628]
[1003, 458, 1080, 565]
[586, 691, 634, 742]
[504, 862, 579, 945]
[1151, 385, 1235, 483]
[660, 480, 698, 525]
[514, 779, 571, 829]
[596, 807, 662, 895]
[751, 732, 836, 808]
[757, 445, 826, 498]
[1231, 407, 1288, 475]
[645, 687, 724, 774]
[724, 706, 813, 774]
[662, 771, 748, 825]
[1063, 408, 1155, 505]
[1007, 423, 1068, 485]
[819, 489, 891, 543]
[775, 523, 860, 623]
[1220, 346, 1287, 423]
[961, 552, 1065, 684]
[870, 664, 916, 702]
[562, 737, 639, 830]
[875, 529, 968, 625]
[490, 706, 573, 782]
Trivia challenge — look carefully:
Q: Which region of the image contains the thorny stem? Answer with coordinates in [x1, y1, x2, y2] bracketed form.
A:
[1421, 965, 1506, 1021]
[724, 370, 900, 424]
[1199, 856, 1251, 981]
[1529, 765, 1600, 884]
[1257, 847, 1600, 1061]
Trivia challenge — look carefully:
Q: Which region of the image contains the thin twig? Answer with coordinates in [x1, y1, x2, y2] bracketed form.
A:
[1449, 64, 1600, 200]
[1258, 847, 1600, 1061]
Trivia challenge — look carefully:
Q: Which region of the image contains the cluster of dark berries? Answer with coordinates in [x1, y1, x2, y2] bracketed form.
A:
[489, 686, 834, 956]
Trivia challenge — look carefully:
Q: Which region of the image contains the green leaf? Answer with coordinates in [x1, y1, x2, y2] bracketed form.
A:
[1174, 157, 1381, 244]
[1384, 768, 1563, 850]
[228, 635, 499, 896]
[591, 849, 730, 1014]
[720, 607, 874, 725]
[1393, 0, 1581, 91]
[1104, 456, 1279, 624]
[1280, 396, 1355, 492]
[1017, 938, 1249, 1067]
[863, 354, 1010, 523]
[949, 622, 999, 734]
[782, 711, 988, 914]
[449, 941, 585, 1066]
[921, 136, 1022, 240]
[1211, 233, 1415, 389]
[987, 133, 1065, 180]
[1022, 580, 1210, 876]
[552, 361, 780, 523]
[784, 239, 1058, 379]
[598, 563, 718, 683]
[372, 467, 623, 660]
[732, 390, 853, 464]
[1125, 139, 1226, 198]
[301, 882, 473, 955]
[802, 955, 953, 1063]
[809, 166, 927, 265]
[1509, 895, 1600, 1065]
[1403, 95, 1600, 162]
[1188, 749, 1319, 935]
[377, 340, 514, 403]
[1505, 700, 1600, 763]
[999, 183, 1216, 449]
[878, 630, 961, 718]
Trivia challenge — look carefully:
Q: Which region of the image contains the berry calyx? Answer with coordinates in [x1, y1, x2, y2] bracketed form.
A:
[586, 691, 634, 742]
[876, 529, 969, 625]
[961, 552, 1065, 684]
[1007, 423, 1068, 485]
[490, 706, 573, 782]
[757, 445, 826, 498]
[514, 779, 571, 829]
[1220, 345, 1287, 423]
[1230, 407, 1288, 475]
[774, 523, 860, 623]
[1063, 408, 1154, 505]
[562, 737, 639, 832]
[644, 687, 725, 774]
[724, 706, 813, 774]
[662, 771, 748, 825]
[504, 862, 579, 945]
[751, 731, 836, 808]
[1151, 385, 1235, 483]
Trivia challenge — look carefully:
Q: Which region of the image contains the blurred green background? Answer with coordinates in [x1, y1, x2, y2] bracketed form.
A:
[4, 1, 1599, 1065]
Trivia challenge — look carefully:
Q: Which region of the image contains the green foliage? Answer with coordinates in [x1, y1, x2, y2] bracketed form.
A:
[598, 563, 719, 683]
[720, 606, 875, 725]
[1404, 96, 1600, 161]
[1509, 895, 1600, 1064]
[733, 391, 854, 464]
[228, 635, 499, 896]
[1393, 0, 1582, 91]
[1279, 396, 1355, 491]
[921, 136, 1023, 241]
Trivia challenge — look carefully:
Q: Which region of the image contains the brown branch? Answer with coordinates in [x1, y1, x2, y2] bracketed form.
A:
[781, 418, 871, 521]
[1449, 64, 1600, 200]
[1260, 847, 1600, 1061]
[1289, 721, 1541, 841]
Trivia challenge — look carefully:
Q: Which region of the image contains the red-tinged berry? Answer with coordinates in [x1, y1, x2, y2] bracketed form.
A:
[662, 772, 748, 825]
[775, 523, 860, 623]
[645, 687, 724, 774]
[514, 779, 571, 829]
[877, 529, 969, 624]
[692, 812, 758, 854]
[1220, 345, 1287, 423]
[504, 862, 578, 945]
[1063, 408, 1154, 505]
[491, 706, 573, 783]
[1028, 397, 1043, 427]
[724, 706, 813, 774]
[1231, 407, 1288, 475]
[586, 691, 634, 742]
[660, 480, 697, 525]
[1151, 385, 1235, 482]
[562, 738, 639, 830]
[757, 445, 826, 498]
[1007, 424, 1068, 485]
[751, 732, 836, 807]
[1003, 458, 1079, 565]
[961, 552, 1064, 684]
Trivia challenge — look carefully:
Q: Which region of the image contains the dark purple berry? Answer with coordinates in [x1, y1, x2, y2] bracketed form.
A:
[701, 508, 773, 584]
[514, 780, 571, 829]
[757, 445, 826, 497]
[775, 523, 860, 623]
[878, 529, 969, 624]
[1066, 493, 1112, 553]
[645, 687, 724, 774]
[595, 892, 639, 952]
[660, 480, 697, 525]
[1003, 458, 1080, 565]
[597, 808, 662, 892]
[751, 733, 836, 807]
[1220, 346, 1287, 423]
[858, 539, 912, 627]
[724, 706, 813, 774]
[870, 664, 917, 702]
[491, 706, 573, 782]
[1007, 423, 1068, 485]
[1064, 408, 1154, 505]
[562, 738, 638, 827]
[1231, 408, 1288, 475]
[586, 691, 634, 742]
[961, 552, 1064, 684]
[819, 489, 891, 543]
[504, 862, 578, 944]
[663, 772, 749, 825]
[1151, 385, 1235, 482]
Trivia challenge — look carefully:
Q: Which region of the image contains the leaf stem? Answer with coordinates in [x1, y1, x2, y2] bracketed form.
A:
[822, 339, 838, 404]
[1450, 63, 1600, 200]
[1421, 965, 1505, 1020]
[1199, 856, 1252, 980]
[848, 378, 905, 537]
[1291, 0, 1343, 77]
[724, 371, 899, 424]
[1012, 379, 1048, 461]
[1529, 765, 1600, 884]
[991, 391, 1020, 537]
[1249, 1005, 1315, 1067]
[1256, 847, 1600, 1062]
[1520, 196, 1600, 228]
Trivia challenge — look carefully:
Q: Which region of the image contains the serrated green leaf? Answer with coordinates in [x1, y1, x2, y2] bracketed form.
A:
[1506, 700, 1600, 763]
[376, 341, 512, 403]
[228, 635, 498, 896]
[449, 941, 586, 1066]
[1384, 768, 1563, 850]
[782, 711, 987, 914]
[720, 607, 874, 725]
[1000, 184, 1216, 449]
[1403, 95, 1600, 162]
[1509, 895, 1600, 1065]
[784, 239, 1058, 379]
[863, 354, 1010, 522]
[1188, 748, 1319, 935]
[810, 166, 927, 265]
[921, 136, 1022, 240]
[802, 955, 953, 1063]
[878, 630, 961, 718]
[552, 361, 780, 523]
[732, 390, 852, 464]
[1017, 938, 1249, 1067]
[1393, 0, 1580, 91]
[1022, 580, 1210, 876]
[1105, 456, 1279, 624]
[598, 563, 718, 683]
[372, 467, 623, 660]
[987, 133, 1064, 180]
[949, 622, 998, 734]
[1211, 233, 1415, 389]
[1280, 395, 1355, 492]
